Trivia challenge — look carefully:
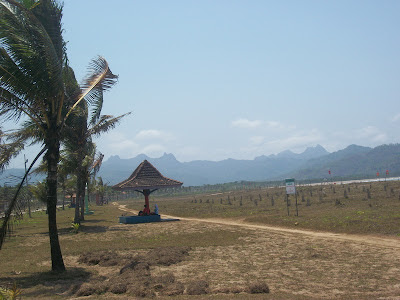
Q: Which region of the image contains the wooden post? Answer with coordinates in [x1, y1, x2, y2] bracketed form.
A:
[286, 194, 290, 216]
[24, 155, 31, 218]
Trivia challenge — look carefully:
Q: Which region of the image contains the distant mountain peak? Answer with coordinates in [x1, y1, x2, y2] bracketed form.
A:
[345, 144, 371, 151]
[302, 144, 329, 158]
[276, 149, 296, 158]
[160, 152, 177, 161]
[108, 155, 121, 161]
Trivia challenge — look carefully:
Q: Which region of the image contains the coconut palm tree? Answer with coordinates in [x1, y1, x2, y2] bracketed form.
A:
[64, 109, 129, 223]
[0, 0, 118, 272]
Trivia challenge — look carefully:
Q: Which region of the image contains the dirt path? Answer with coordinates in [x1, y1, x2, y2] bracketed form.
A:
[114, 203, 400, 249]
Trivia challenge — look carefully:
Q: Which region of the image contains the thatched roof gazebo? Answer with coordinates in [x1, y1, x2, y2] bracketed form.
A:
[113, 160, 183, 223]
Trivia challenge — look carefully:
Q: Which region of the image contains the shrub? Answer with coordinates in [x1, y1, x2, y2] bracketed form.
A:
[71, 222, 80, 234]
[127, 283, 155, 298]
[146, 246, 190, 266]
[119, 257, 142, 274]
[109, 282, 127, 294]
[75, 282, 107, 296]
[78, 250, 124, 266]
[153, 272, 175, 284]
[120, 264, 151, 280]
[246, 281, 270, 294]
[186, 280, 209, 295]
[160, 282, 185, 296]
[0, 282, 22, 300]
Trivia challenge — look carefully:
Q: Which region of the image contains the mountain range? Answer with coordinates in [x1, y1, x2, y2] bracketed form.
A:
[96, 143, 400, 186]
[1, 144, 399, 187]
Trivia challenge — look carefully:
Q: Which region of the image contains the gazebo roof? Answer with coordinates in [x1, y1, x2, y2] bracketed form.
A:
[112, 160, 183, 190]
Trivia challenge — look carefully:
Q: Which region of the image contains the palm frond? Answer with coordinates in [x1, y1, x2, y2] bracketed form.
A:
[65, 56, 118, 122]
[0, 139, 24, 171]
[0, 126, 36, 171]
[0, 48, 45, 126]
[90, 152, 104, 174]
[0, 120, 46, 171]
[88, 112, 131, 137]
[9, 119, 45, 145]
[58, 150, 77, 175]
[0, 0, 67, 126]
[89, 90, 103, 126]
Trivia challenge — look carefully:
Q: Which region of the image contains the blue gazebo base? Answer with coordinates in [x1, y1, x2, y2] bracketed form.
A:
[119, 215, 180, 224]
[119, 215, 161, 224]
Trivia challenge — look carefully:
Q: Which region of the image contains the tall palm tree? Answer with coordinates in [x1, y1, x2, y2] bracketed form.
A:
[93, 176, 106, 205]
[0, 0, 118, 272]
[64, 109, 129, 223]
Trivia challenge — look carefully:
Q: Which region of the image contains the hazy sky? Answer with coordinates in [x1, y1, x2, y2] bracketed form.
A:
[6, 0, 400, 168]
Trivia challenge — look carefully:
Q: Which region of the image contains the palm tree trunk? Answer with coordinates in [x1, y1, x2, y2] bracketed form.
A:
[80, 186, 85, 221]
[46, 132, 66, 272]
[76, 166, 86, 222]
[74, 193, 81, 224]
[62, 189, 65, 210]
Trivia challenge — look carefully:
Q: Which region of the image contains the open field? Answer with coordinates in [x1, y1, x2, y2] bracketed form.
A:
[0, 180, 400, 299]
[141, 180, 400, 236]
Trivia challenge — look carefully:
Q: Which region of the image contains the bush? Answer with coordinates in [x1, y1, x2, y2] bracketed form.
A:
[153, 272, 176, 284]
[78, 250, 124, 266]
[246, 281, 270, 294]
[109, 282, 127, 294]
[120, 260, 150, 276]
[161, 282, 185, 296]
[146, 246, 190, 266]
[186, 280, 209, 295]
[127, 283, 155, 298]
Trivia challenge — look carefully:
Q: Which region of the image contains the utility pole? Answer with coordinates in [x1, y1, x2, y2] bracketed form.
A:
[24, 154, 31, 218]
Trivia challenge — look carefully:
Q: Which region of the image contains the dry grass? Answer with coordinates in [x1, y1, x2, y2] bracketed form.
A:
[135, 180, 400, 236]
[74, 246, 204, 298]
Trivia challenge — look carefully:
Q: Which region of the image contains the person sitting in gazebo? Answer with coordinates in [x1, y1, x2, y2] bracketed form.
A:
[138, 204, 150, 216]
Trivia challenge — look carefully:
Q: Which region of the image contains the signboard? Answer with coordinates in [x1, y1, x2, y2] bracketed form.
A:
[285, 178, 296, 195]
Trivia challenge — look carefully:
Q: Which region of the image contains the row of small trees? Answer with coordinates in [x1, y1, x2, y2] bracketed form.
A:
[188, 181, 400, 209]
[0, 0, 127, 272]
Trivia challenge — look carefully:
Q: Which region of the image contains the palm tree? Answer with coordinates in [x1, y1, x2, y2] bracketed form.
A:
[0, 0, 118, 272]
[32, 150, 73, 210]
[64, 109, 129, 223]
[94, 177, 106, 205]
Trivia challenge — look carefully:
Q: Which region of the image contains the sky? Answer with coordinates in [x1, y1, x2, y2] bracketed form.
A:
[5, 0, 400, 168]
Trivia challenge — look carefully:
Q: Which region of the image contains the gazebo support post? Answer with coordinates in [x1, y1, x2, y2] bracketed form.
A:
[136, 189, 158, 215]
[143, 189, 150, 215]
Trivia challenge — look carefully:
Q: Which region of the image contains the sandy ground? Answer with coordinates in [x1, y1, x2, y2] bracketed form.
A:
[112, 203, 400, 299]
